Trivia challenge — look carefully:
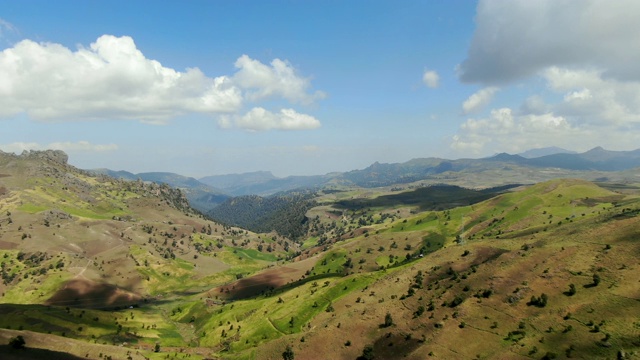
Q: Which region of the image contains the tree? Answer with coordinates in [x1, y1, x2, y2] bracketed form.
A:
[592, 274, 601, 286]
[565, 284, 576, 296]
[527, 293, 548, 307]
[282, 345, 295, 360]
[360, 345, 374, 360]
[154, 343, 160, 353]
[383, 312, 393, 327]
[9, 335, 26, 349]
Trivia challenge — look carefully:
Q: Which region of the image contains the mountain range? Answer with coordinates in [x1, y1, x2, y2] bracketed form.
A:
[89, 146, 640, 214]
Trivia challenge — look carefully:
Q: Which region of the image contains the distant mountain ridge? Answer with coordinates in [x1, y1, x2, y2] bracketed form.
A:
[88, 146, 640, 212]
[199, 171, 277, 190]
[517, 146, 576, 158]
[507, 146, 640, 171]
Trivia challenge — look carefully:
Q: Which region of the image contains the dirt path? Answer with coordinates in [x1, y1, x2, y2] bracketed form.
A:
[75, 259, 92, 279]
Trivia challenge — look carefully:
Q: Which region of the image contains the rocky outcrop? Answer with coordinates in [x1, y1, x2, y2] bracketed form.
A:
[20, 150, 69, 165]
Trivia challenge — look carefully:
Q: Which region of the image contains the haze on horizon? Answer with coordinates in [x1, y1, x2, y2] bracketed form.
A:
[1, 0, 640, 178]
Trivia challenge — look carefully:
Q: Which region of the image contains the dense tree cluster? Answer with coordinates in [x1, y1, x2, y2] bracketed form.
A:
[207, 191, 317, 240]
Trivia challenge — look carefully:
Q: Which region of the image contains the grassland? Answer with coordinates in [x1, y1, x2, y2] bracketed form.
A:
[1, 151, 639, 359]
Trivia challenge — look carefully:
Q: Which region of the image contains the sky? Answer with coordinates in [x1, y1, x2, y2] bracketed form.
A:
[1, 0, 640, 177]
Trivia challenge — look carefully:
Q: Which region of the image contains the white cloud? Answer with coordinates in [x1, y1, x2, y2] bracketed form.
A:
[48, 141, 119, 152]
[563, 89, 592, 102]
[451, 108, 577, 155]
[220, 107, 321, 132]
[462, 87, 498, 114]
[0, 35, 324, 130]
[460, 0, 640, 84]
[453, 1, 640, 155]
[232, 55, 326, 104]
[543, 67, 640, 125]
[0, 142, 40, 153]
[422, 70, 440, 88]
[1, 141, 118, 153]
[451, 101, 640, 156]
[0, 35, 242, 121]
[519, 95, 549, 115]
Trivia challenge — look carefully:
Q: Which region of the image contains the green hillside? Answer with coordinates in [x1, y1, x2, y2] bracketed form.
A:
[1, 152, 639, 359]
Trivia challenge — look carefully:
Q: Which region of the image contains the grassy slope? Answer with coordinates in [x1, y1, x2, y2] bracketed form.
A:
[0, 154, 297, 358]
[2, 159, 640, 360]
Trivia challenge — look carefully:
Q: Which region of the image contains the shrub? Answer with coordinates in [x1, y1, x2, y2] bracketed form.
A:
[383, 312, 393, 327]
[527, 293, 548, 307]
[360, 345, 374, 360]
[564, 284, 576, 296]
[449, 296, 464, 308]
[9, 335, 25, 349]
[282, 345, 295, 360]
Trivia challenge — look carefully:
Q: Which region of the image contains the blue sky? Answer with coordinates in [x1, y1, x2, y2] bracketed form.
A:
[1, 1, 640, 177]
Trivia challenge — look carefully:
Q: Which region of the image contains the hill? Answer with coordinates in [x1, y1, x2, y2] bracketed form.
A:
[2, 150, 639, 359]
[0, 150, 298, 358]
[88, 169, 230, 213]
[195, 178, 640, 359]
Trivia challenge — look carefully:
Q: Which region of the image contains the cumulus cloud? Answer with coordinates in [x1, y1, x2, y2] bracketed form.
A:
[452, 0, 640, 155]
[452, 68, 640, 154]
[451, 103, 640, 156]
[462, 87, 498, 114]
[422, 70, 440, 88]
[543, 67, 640, 125]
[0, 35, 241, 121]
[1, 141, 118, 153]
[232, 55, 326, 104]
[519, 95, 549, 115]
[219, 107, 321, 131]
[0, 35, 324, 130]
[459, 0, 640, 84]
[451, 108, 578, 155]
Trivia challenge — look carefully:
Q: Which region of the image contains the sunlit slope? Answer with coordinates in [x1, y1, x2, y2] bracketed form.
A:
[140, 179, 639, 359]
[462, 179, 625, 239]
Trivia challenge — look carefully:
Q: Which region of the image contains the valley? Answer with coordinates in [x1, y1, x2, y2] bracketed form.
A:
[1, 150, 639, 359]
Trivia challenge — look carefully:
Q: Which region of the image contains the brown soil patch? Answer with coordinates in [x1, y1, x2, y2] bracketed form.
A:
[0, 240, 18, 250]
[469, 246, 509, 267]
[214, 257, 317, 300]
[45, 278, 141, 309]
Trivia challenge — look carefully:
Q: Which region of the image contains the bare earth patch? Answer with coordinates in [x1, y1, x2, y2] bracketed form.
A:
[45, 278, 141, 309]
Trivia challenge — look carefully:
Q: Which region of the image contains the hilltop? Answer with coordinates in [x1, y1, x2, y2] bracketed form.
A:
[1, 150, 639, 359]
